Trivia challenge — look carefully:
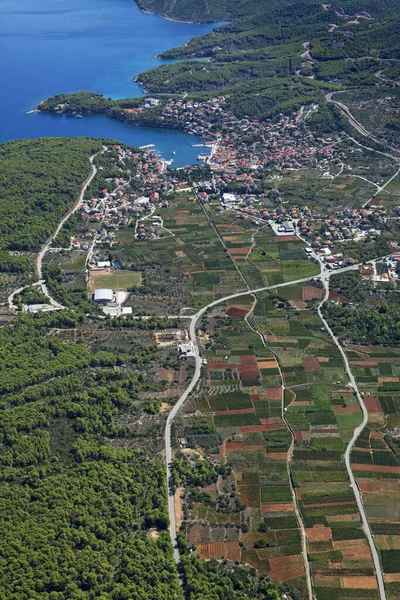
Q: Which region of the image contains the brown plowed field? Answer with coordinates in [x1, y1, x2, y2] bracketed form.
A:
[226, 307, 249, 317]
[228, 247, 250, 255]
[258, 360, 278, 369]
[334, 538, 372, 551]
[261, 502, 293, 513]
[302, 286, 324, 300]
[350, 361, 379, 368]
[333, 405, 361, 413]
[364, 397, 382, 412]
[268, 554, 305, 581]
[341, 541, 372, 561]
[238, 365, 259, 380]
[352, 464, 400, 474]
[304, 356, 321, 371]
[265, 452, 288, 460]
[240, 355, 257, 364]
[276, 235, 298, 242]
[267, 387, 282, 401]
[385, 574, 400, 583]
[197, 542, 242, 561]
[306, 526, 332, 541]
[226, 442, 264, 452]
[358, 480, 374, 492]
[341, 577, 378, 589]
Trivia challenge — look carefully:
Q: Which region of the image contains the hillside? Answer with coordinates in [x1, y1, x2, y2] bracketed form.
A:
[134, 0, 400, 120]
[135, 0, 267, 23]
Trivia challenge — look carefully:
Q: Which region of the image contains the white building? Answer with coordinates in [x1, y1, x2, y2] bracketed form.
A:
[93, 289, 114, 303]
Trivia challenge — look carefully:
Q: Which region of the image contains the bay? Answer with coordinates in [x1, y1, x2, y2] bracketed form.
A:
[0, 0, 217, 166]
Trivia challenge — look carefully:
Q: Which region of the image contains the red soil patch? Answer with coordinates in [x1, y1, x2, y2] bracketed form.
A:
[226, 307, 248, 318]
[341, 541, 373, 561]
[268, 554, 304, 582]
[238, 366, 259, 380]
[265, 452, 288, 460]
[251, 394, 261, 402]
[364, 397, 382, 413]
[241, 423, 284, 433]
[216, 407, 256, 415]
[197, 542, 242, 561]
[261, 502, 293, 513]
[295, 431, 305, 441]
[226, 442, 264, 452]
[358, 480, 374, 492]
[306, 526, 332, 542]
[276, 235, 298, 242]
[342, 577, 378, 589]
[353, 464, 400, 474]
[228, 247, 250, 255]
[333, 405, 361, 413]
[207, 363, 231, 369]
[304, 356, 321, 371]
[240, 355, 257, 364]
[302, 286, 324, 301]
[350, 361, 379, 369]
[378, 376, 399, 383]
[267, 387, 282, 401]
[385, 574, 400, 583]
[283, 372, 296, 378]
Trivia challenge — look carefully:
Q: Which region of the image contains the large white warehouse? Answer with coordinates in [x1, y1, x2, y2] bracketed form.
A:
[93, 289, 114, 304]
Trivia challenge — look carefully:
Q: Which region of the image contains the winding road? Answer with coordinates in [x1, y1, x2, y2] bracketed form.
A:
[8, 150, 102, 311]
[317, 279, 387, 600]
[165, 249, 387, 599]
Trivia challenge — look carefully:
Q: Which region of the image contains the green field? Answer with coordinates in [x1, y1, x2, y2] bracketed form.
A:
[90, 270, 142, 290]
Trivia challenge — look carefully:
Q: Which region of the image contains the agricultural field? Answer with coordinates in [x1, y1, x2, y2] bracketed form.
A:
[171, 278, 400, 599]
[113, 194, 247, 313]
[266, 153, 399, 218]
[342, 343, 400, 597]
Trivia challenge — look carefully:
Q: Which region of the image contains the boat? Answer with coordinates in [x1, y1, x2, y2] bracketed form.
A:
[197, 154, 208, 161]
[76, 114, 83, 119]
[172, 151, 176, 155]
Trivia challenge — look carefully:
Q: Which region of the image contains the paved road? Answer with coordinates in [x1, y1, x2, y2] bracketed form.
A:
[8, 151, 101, 311]
[317, 279, 387, 600]
[326, 91, 400, 157]
[165, 262, 361, 563]
[165, 250, 387, 599]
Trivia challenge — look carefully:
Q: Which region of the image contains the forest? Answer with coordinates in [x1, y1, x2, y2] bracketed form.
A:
[0, 312, 183, 599]
[0, 138, 103, 252]
[323, 299, 400, 346]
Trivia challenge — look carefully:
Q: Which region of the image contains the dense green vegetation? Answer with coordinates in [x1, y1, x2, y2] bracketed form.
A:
[323, 298, 400, 346]
[0, 138, 102, 252]
[0, 312, 184, 599]
[180, 556, 281, 599]
[133, 0, 400, 122]
[42, 0, 400, 131]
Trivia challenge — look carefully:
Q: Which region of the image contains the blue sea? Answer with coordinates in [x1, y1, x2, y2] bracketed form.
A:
[0, 0, 217, 166]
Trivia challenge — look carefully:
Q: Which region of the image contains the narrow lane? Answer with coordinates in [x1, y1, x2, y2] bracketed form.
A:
[165, 262, 364, 562]
[8, 150, 102, 310]
[317, 278, 387, 600]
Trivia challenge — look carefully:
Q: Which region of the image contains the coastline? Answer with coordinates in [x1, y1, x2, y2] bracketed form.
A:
[134, 1, 215, 25]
